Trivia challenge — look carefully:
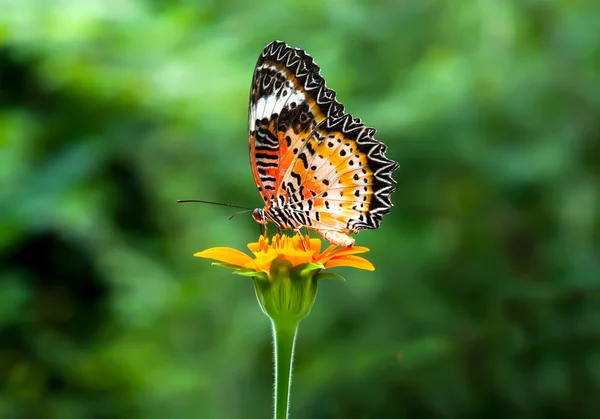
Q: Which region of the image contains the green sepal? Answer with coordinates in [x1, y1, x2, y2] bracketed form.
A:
[233, 268, 269, 282]
[291, 261, 325, 278]
[314, 271, 347, 281]
[212, 262, 244, 270]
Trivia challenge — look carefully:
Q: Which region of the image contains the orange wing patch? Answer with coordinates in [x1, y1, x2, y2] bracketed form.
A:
[281, 119, 380, 235]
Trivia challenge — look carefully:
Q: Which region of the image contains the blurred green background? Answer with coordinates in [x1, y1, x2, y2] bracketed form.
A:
[1, 0, 600, 418]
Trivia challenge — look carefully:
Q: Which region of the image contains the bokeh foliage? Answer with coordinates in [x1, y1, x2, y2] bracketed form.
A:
[1, 0, 600, 418]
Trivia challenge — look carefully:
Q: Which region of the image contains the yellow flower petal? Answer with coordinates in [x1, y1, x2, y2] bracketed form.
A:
[318, 244, 337, 260]
[307, 237, 321, 254]
[324, 255, 375, 271]
[283, 251, 314, 267]
[247, 235, 268, 253]
[244, 248, 279, 273]
[194, 247, 253, 268]
[318, 246, 370, 263]
[247, 242, 260, 252]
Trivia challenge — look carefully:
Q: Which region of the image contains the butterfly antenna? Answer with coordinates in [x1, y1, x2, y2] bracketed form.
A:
[177, 199, 253, 210]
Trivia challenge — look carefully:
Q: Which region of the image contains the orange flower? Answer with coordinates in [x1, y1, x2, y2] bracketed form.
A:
[194, 234, 374, 274]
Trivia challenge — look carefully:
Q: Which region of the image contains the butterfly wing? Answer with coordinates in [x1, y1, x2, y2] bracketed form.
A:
[248, 41, 343, 205]
[249, 41, 398, 243]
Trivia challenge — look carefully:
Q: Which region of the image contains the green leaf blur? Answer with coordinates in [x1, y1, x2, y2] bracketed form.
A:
[1, 1, 599, 418]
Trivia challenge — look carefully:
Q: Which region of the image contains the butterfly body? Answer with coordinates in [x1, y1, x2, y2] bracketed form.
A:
[249, 41, 399, 247]
[252, 202, 356, 248]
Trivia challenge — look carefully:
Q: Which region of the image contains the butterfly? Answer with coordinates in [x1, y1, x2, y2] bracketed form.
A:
[249, 41, 399, 248]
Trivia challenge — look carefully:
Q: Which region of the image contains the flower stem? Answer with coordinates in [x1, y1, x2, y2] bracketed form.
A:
[272, 318, 299, 419]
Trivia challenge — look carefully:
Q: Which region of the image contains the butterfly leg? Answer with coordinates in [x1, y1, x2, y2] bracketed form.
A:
[291, 227, 304, 251]
[259, 222, 268, 238]
[301, 227, 310, 250]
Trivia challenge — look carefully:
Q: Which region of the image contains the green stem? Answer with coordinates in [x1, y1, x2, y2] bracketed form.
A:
[272, 318, 300, 419]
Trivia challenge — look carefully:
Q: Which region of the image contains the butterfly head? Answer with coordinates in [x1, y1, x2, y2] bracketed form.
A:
[252, 205, 292, 231]
[252, 208, 268, 224]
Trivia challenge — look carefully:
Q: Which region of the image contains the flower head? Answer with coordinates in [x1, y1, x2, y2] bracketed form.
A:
[194, 234, 374, 275]
[195, 234, 374, 322]
[195, 234, 374, 323]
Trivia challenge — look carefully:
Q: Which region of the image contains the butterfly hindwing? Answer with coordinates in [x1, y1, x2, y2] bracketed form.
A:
[281, 114, 398, 233]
